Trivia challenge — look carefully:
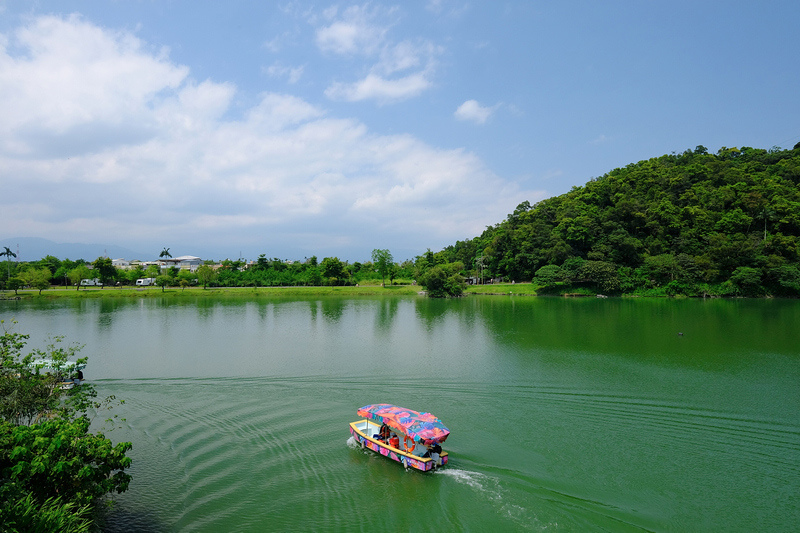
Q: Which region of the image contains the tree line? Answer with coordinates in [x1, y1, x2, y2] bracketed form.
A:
[0, 249, 463, 293]
[3, 144, 798, 298]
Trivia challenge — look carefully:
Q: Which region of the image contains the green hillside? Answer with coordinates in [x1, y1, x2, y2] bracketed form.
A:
[437, 145, 800, 297]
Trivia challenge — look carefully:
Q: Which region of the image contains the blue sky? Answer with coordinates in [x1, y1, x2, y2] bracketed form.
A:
[1, 1, 798, 262]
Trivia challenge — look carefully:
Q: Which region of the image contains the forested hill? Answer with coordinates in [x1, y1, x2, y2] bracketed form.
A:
[436, 145, 800, 296]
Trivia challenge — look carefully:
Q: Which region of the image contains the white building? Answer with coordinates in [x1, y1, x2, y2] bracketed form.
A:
[112, 258, 131, 269]
[158, 256, 203, 272]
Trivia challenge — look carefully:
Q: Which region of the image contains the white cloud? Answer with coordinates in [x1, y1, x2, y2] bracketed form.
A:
[315, 5, 387, 56]
[0, 14, 189, 155]
[314, 6, 439, 104]
[0, 15, 539, 259]
[454, 100, 498, 124]
[325, 71, 431, 103]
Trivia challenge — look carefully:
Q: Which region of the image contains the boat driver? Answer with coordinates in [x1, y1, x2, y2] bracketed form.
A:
[374, 423, 390, 442]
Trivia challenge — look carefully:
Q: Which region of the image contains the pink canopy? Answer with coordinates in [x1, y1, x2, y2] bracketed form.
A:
[357, 404, 450, 445]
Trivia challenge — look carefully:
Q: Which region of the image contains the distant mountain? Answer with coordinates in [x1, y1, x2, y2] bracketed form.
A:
[0, 237, 150, 262]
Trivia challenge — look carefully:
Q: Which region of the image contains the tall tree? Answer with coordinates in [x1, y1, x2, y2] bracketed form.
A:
[196, 264, 216, 289]
[91, 257, 115, 288]
[371, 249, 394, 287]
[1, 246, 16, 279]
[320, 257, 345, 284]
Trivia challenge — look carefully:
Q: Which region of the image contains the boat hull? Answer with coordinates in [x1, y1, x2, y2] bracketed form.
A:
[350, 420, 448, 472]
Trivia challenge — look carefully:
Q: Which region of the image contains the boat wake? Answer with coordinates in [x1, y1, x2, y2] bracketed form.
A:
[436, 468, 557, 531]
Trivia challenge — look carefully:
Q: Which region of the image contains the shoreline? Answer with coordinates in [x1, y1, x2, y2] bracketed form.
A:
[4, 284, 785, 300]
[1, 283, 538, 299]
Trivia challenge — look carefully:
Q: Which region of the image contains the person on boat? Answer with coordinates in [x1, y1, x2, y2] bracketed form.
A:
[422, 442, 442, 458]
[388, 433, 400, 449]
[374, 423, 390, 441]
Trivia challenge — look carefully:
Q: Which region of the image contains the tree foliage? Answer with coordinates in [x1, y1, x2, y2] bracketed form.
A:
[371, 249, 394, 287]
[0, 321, 132, 530]
[91, 257, 115, 287]
[419, 263, 466, 298]
[432, 145, 800, 296]
[0, 418, 132, 508]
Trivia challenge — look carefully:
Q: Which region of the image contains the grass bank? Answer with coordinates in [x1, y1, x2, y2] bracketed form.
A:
[4, 283, 546, 300]
[3, 284, 426, 300]
[465, 283, 537, 296]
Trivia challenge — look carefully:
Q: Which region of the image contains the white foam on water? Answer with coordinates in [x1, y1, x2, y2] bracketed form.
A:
[436, 468, 557, 531]
[436, 467, 494, 492]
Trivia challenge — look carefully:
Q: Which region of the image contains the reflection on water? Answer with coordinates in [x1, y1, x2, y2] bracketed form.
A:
[2, 295, 799, 532]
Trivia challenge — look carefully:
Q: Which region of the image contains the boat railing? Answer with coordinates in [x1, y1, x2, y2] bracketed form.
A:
[351, 420, 439, 460]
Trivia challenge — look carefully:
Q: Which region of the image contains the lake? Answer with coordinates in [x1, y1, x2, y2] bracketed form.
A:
[3, 295, 799, 532]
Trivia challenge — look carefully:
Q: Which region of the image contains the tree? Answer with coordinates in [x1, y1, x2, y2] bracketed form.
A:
[1, 329, 85, 426]
[177, 270, 195, 287]
[20, 267, 51, 295]
[155, 275, 170, 292]
[53, 265, 71, 287]
[534, 264, 563, 285]
[1, 246, 16, 279]
[126, 266, 146, 285]
[321, 257, 346, 285]
[0, 418, 132, 508]
[196, 264, 216, 289]
[579, 260, 621, 293]
[371, 249, 394, 286]
[68, 265, 92, 291]
[0, 322, 132, 526]
[6, 277, 23, 295]
[729, 266, 764, 296]
[91, 257, 115, 288]
[159, 247, 172, 259]
[255, 254, 269, 270]
[419, 265, 465, 297]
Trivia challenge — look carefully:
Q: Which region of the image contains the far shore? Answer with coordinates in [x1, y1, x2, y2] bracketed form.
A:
[0, 283, 537, 300]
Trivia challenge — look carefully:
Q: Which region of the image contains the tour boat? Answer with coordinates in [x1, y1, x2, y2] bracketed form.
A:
[28, 359, 86, 389]
[349, 403, 450, 471]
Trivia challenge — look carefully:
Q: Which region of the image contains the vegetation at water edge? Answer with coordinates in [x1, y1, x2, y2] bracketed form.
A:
[0, 320, 132, 531]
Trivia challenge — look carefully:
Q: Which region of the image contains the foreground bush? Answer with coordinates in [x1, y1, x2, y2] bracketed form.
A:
[0, 322, 132, 531]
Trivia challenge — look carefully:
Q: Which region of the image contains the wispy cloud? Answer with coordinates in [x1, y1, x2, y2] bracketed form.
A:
[325, 70, 432, 103]
[315, 4, 388, 56]
[314, 5, 440, 103]
[265, 62, 305, 84]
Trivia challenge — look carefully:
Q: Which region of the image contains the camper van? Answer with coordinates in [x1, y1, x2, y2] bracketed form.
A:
[80, 278, 102, 286]
[136, 277, 156, 286]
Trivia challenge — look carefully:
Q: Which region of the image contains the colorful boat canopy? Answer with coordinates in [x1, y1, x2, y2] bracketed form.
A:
[357, 404, 450, 445]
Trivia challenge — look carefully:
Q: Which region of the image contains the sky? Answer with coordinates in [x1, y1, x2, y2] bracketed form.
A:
[1, 1, 798, 263]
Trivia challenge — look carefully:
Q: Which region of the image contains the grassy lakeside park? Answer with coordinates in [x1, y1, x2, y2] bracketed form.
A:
[3, 283, 535, 300]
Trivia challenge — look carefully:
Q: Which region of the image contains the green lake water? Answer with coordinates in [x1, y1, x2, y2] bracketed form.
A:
[3, 295, 799, 531]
